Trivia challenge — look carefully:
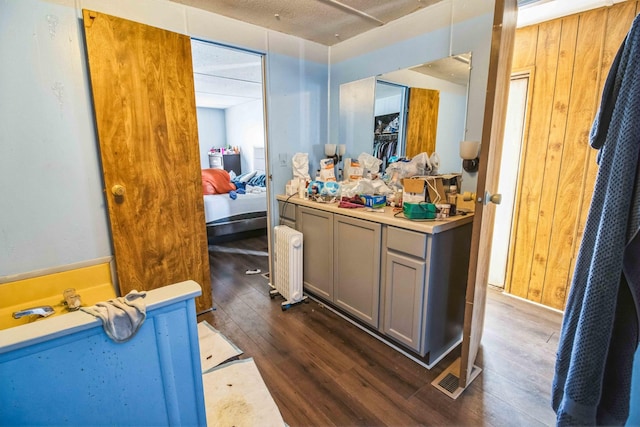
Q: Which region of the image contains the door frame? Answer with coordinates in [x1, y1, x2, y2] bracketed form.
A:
[489, 69, 534, 288]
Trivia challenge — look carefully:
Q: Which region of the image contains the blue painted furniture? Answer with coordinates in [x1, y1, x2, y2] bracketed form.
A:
[628, 347, 640, 426]
[0, 281, 206, 426]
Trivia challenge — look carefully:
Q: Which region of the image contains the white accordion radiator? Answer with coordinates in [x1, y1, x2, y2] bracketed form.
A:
[270, 225, 306, 310]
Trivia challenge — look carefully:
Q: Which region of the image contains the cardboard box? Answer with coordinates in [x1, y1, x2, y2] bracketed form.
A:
[403, 178, 427, 203]
[360, 194, 386, 208]
[440, 173, 462, 194]
[425, 177, 447, 204]
[403, 177, 447, 204]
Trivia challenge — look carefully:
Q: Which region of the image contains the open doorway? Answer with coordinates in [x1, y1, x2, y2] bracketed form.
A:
[191, 40, 269, 243]
[488, 73, 529, 288]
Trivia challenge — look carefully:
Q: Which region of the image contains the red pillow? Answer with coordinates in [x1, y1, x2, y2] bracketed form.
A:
[201, 169, 236, 195]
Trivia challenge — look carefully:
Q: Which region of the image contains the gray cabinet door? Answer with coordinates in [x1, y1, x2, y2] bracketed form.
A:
[298, 206, 334, 300]
[333, 215, 381, 327]
[383, 252, 426, 352]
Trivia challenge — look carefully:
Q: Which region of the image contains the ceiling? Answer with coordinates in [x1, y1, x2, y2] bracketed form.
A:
[174, 0, 558, 47]
[191, 40, 263, 109]
[188, 0, 602, 110]
[174, 0, 442, 46]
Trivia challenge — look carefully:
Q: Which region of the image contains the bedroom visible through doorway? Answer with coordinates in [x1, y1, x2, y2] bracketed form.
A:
[191, 40, 269, 244]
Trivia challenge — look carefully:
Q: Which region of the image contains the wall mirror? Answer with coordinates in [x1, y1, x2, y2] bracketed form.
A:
[339, 52, 472, 175]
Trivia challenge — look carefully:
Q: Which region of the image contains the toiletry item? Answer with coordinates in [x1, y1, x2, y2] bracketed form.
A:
[348, 159, 363, 181]
[298, 178, 306, 198]
[319, 158, 336, 182]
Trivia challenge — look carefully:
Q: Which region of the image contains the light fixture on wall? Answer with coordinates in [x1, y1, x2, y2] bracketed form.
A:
[325, 143, 337, 162]
[460, 140, 480, 173]
[338, 144, 346, 162]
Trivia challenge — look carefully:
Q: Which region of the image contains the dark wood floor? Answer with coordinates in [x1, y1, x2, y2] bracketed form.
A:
[198, 234, 563, 426]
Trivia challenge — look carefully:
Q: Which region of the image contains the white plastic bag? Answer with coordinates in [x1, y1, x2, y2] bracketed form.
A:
[409, 152, 433, 176]
[358, 152, 383, 176]
[292, 153, 310, 180]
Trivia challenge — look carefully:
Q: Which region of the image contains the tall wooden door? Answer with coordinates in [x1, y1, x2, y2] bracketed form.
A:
[82, 10, 212, 312]
[460, 0, 517, 387]
[433, 0, 517, 396]
[405, 88, 439, 158]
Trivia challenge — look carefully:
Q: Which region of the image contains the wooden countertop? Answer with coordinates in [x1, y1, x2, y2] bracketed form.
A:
[277, 194, 473, 234]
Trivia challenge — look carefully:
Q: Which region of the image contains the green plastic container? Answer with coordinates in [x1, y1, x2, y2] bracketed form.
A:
[403, 202, 436, 219]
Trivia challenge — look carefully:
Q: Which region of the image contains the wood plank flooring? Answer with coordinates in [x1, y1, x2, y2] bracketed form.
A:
[198, 234, 563, 426]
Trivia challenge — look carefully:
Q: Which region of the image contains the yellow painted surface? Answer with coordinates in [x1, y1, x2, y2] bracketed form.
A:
[0, 263, 116, 330]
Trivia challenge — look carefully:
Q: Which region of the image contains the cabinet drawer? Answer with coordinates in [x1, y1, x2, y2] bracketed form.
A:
[386, 226, 427, 259]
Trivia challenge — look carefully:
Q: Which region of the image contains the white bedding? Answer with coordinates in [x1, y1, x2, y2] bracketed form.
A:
[203, 192, 267, 224]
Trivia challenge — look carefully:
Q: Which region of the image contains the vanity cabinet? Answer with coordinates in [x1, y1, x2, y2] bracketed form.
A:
[333, 215, 381, 327]
[382, 227, 428, 352]
[297, 206, 334, 300]
[279, 194, 472, 365]
[298, 207, 382, 327]
[384, 223, 472, 361]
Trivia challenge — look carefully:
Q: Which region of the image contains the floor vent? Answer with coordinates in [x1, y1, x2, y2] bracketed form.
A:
[431, 357, 482, 400]
[438, 373, 459, 393]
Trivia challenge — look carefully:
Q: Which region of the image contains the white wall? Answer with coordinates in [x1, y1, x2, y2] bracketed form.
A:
[0, 0, 328, 279]
[0, 0, 111, 277]
[435, 91, 468, 174]
[196, 107, 227, 169]
[225, 99, 265, 174]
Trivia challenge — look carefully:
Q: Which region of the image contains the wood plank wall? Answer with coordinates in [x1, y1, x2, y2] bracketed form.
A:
[506, 1, 639, 310]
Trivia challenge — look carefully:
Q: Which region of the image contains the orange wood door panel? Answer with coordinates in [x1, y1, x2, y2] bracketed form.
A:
[82, 10, 212, 312]
[405, 88, 439, 158]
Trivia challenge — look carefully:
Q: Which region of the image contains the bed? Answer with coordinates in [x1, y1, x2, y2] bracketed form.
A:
[201, 168, 268, 239]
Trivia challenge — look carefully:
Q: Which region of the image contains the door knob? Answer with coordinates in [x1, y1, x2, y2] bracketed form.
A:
[462, 191, 501, 205]
[484, 191, 502, 205]
[462, 191, 478, 202]
[111, 185, 126, 197]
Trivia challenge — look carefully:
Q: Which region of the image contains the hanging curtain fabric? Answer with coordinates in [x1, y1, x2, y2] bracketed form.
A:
[552, 14, 640, 426]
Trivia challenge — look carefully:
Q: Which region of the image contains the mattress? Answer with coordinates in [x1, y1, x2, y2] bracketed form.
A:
[203, 192, 267, 224]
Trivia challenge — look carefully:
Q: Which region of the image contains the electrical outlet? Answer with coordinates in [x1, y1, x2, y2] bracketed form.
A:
[279, 153, 288, 167]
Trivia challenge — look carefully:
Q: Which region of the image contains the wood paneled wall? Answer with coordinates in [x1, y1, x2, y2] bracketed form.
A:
[506, 1, 639, 310]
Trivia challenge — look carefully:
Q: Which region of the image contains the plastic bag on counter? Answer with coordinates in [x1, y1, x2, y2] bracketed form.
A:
[339, 178, 392, 199]
[384, 151, 437, 179]
[358, 152, 383, 178]
[429, 152, 440, 175]
[292, 153, 310, 180]
[410, 152, 434, 176]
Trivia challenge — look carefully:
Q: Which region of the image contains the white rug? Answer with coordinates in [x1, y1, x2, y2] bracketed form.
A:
[202, 358, 286, 427]
[198, 321, 243, 373]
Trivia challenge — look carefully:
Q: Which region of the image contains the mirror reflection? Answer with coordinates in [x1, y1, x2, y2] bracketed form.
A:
[348, 53, 472, 175]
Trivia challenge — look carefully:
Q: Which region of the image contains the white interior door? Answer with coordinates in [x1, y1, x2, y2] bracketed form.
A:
[488, 75, 529, 287]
